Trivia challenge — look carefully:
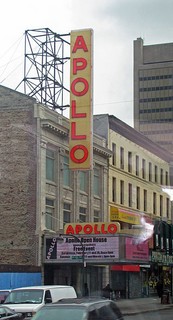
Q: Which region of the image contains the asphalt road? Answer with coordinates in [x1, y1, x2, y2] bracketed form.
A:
[124, 308, 173, 320]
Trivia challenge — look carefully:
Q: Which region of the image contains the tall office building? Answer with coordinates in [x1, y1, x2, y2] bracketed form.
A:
[133, 38, 173, 156]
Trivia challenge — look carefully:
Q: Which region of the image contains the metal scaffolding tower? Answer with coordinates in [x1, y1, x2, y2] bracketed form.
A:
[16, 28, 70, 111]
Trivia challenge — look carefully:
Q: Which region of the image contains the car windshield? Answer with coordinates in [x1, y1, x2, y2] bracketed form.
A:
[4, 290, 43, 304]
[32, 306, 86, 320]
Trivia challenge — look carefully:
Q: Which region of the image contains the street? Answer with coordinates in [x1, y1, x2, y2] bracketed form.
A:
[124, 308, 173, 320]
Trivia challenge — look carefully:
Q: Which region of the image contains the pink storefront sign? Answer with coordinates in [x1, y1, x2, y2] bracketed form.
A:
[126, 237, 149, 261]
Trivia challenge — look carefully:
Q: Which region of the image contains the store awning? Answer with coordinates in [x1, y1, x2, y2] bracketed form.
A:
[111, 265, 140, 272]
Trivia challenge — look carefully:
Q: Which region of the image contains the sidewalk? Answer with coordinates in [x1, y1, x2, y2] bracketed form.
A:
[115, 296, 173, 315]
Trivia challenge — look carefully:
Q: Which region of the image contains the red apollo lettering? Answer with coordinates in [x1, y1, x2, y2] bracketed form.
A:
[101, 224, 108, 234]
[94, 224, 101, 234]
[108, 224, 118, 234]
[71, 78, 89, 96]
[71, 122, 86, 140]
[71, 100, 86, 118]
[75, 224, 83, 234]
[66, 225, 75, 234]
[70, 145, 88, 163]
[73, 58, 87, 74]
[83, 224, 93, 234]
[72, 36, 88, 53]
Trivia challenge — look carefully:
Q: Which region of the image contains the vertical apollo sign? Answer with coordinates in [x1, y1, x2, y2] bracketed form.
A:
[69, 29, 93, 170]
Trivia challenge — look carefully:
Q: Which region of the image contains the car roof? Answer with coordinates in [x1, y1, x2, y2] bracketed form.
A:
[52, 297, 117, 307]
[11, 285, 73, 291]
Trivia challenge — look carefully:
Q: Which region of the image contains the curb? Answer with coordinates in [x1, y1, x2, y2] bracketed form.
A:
[122, 304, 173, 316]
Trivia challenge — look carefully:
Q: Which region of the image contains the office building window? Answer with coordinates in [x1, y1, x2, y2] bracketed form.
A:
[112, 177, 116, 202]
[93, 210, 100, 222]
[166, 171, 169, 186]
[160, 168, 163, 185]
[63, 156, 71, 187]
[128, 152, 132, 173]
[120, 180, 124, 205]
[112, 143, 116, 166]
[166, 198, 170, 219]
[153, 192, 157, 215]
[79, 207, 87, 222]
[149, 162, 152, 182]
[136, 186, 140, 210]
[155, 165, 158, 183]
[120, 147, 124, 169]
[144, 189, 147, 212]
[142, 159, 146, 179]
[94, 166, 100, 196]
[46, 149, 55, 181]
[160, 195, 163, 217]
[45, 198, 55, 230]
[63, 203, 71, 226]
[136, 155, 139, 176]
[128, 183, 132, 207]
[79, 171, 87, 192]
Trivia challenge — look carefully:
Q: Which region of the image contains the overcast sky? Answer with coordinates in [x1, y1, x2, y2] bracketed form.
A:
[0, 0, 173, 126]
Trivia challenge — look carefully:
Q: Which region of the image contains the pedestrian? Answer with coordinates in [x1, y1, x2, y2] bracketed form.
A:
[84, 283, 89, 297]
[156, 280, 163, 298]
[102, 283, 113, 299]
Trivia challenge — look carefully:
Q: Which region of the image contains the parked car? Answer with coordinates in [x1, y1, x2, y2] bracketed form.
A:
[0, 290, 11, 304]
[31, 297, 124, 320]
[3, 285, 77, 319]
[0, 306, 23, 319]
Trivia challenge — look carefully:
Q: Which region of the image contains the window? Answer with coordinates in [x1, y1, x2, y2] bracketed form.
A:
[63, 156, 71, 187]
[46, 149, 55, 181]
[120, 180, 124, 205]
[160, 168, 163, 185]
[144, 189, 147, 212]
[79, 171, 87, 192]
[155, 165, 158, 183]
[93, 210, 100, 222]
[128, 183, 132, 207]
[153, 192, 157, 215]
[112, 177, 116, 202]
[120, 147, 124, 169]
[166, 198, 169, 218]
[149, 162, 152, 182]
[94, 166, 100, 196]
[45, 198, 55, 230]
[142, 159, 146, 179]
[112, 143, 116, 166]
[160, 195, 163, 217]
[166, 171, 169, 185]
[79, 207, 87, 222]
[136, 186, 140, 210]
[136, 155, 139, 176]
[128, 152, 132, 173]
[63, 203, 71, 226]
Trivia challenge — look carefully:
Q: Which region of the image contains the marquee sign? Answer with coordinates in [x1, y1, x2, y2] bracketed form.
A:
[69, 29, 93, 170]
[64, 222, 120, 235]
[45, 235, 119, 264]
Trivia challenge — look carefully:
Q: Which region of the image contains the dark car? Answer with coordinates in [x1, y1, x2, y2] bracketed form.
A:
[31, 297, 124, 320]
[0, 306, 23, 319]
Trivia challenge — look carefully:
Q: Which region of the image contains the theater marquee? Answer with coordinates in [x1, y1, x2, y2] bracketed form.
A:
[69, 29, 93, 170]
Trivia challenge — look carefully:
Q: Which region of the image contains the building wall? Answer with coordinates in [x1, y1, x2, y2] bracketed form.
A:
[0, 87, 38, 266]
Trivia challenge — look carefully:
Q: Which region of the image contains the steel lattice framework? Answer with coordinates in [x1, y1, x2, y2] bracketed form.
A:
[17, 28, 70, 111]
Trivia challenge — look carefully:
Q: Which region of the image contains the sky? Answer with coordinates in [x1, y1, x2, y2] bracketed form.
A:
[0, 0, 173, 127]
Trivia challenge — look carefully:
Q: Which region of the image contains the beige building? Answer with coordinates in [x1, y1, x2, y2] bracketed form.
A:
[0, 85, 112, 292]
[133, 38, 173, 156]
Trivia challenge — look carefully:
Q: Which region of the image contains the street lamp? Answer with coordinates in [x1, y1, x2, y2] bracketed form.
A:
[59, 233, 86, 296]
